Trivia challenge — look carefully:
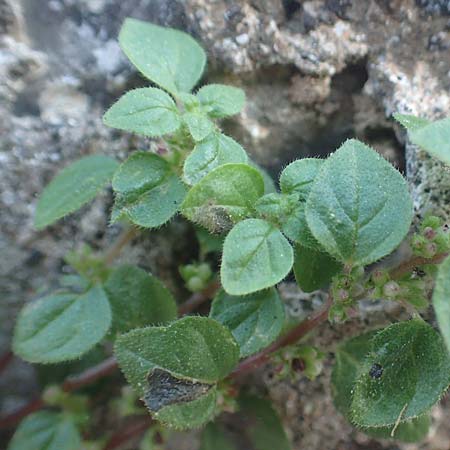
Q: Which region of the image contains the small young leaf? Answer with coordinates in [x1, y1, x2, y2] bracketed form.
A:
[104, 265, 177, 333]
[331, 331, 431, 442]
[281, 203, 319, 248]
[221, 219, 294, 295]
[35, 155, 119, 230]
[112, 152, 186, 228]
[8, 412, 81, 450]
[181, 164, 264, 233]
[183, 133, 248, 185]
[393, 113, 430, 132]
[119, 18, 206, 95]
[305, 139, 413, 266]
[182, 111, 215, 142]
[254, 193, 298, 226]
[239, 395, 291, 450]
[196, 84, 245, 118]
[408, 117, 450, 166]
[13, 285, 111, 363]
[210, 288, 285, 357]
[103, 88, 181, 137]
[200, 423, 236, 450]
[114, 316, 239, 395]
[293, 244, 342, 292]
[351, 319, 450, 428]
[433, 255, 450, 353]
[279, 158, 323, 200]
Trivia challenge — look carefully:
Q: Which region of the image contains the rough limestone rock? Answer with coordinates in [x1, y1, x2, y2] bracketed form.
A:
[1, 0, 449, 449]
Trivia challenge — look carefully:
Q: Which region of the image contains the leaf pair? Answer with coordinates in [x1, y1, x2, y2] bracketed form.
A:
[114, 316, 240, 429]
[13, 265, 177, 364]
[332, 320, 450, 439]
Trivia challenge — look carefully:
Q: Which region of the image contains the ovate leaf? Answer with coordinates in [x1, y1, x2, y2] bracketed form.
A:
[197, 84, 245, 118]
[111, 152, 186, 228]
[104, 265, 177, 333]
[119, 18, 206, 95]
[103, 88, 181, 137]
[239, 395, 291, 450]
[433, 255, 450, 353]
[200, 423, 236, 450]
[293, 244, 342, 293]
[8, 412, 81, 450]
[210, 288, 285, 357]
[305, 139, 413, 265]
[182, 111, 215, 142]
[35, 155, 119, 230]
[221, 219, 294, 295]
[331, 331, 431, 442]
[351, 320, 450, 428]
[393, 113, 430, 132]
[183, 133, 248, 185]
[279, 158, 323, 200]
[181, 164, 264, 233]
[13, 285, 111, 363]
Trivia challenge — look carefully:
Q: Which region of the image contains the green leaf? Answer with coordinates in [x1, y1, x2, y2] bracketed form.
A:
[239, 395, 291, 450]
[281, 203, 318, 248]
[305, 139, 413, 266]
[114, 316, 239, 394]
[210, 288, 285, 357]
[195, 226, 224, 257]
[254, 193, 299, 226]
[249, 160, 277, 194]
[331, 331, 431, 442]
[181, 164, 264, 233]
[119, 18, 206, 95]
[200, 423, 236, 450]
[182, 111, 215, 142]
[196, 84, 245, 118]
[293, 244, 342, 293]
[8, 412, 81, 450]
[279, 158, 323, 200]
[103, 88, 181, 137]
[351, 319, 450, 428]
[104, 265, 177, 333]
[221, 219, 294, 295]
[35, 155, 119, 230]
[393, 113, 430, 132]
[112, 152, 186, 228]
[13, 285, 111, 363]
[408, 117, 450, 166]
[433, 255, 450, 353]
[183, 133, 248, 185]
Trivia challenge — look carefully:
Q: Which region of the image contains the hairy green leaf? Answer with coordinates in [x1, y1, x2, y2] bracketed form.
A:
[112, 152, 185, 228]
[103, 88, 181, 136]
[280, 158, 323, 200]
[183, 133, 248, 185]
[210, 288, 285, 357]
[239, 395, 291, 450]
[104, 265, 177, 333]
[408, 117, 450, 165]
[305, 139, 413, 265]
[254, 193, 299, 226]
[433, 255, 450, 353]
[293, 244, 342, 292]
[182, 111, 215, 142]
[221, 219, 294, 295]
[393, 113, 430, 132]
[114, 316, 239, 394]
[35, 155, 118, 230]
[181, 164, 264, 233]
[197, 84, 245, 118]
[331, 331, 431, 442]
[13, 285, 111, 363]
[8, 412, 81, 450]
[119, 18, 206, 95]
[351, 320, 450, 428]
[249, 160, 277, 194]
[200, 423, 236, 450]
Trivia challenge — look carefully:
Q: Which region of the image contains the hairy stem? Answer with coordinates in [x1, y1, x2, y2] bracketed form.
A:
[389, 252, 448, 279]
[103, 226, 138, 265]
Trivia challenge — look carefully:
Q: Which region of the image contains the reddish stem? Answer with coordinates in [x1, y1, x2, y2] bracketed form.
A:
[389, 252, 448, 279]
[178, 279, 220, 315]
[0, 351, 13, 373]
[0, 398, 44, 429]
[103, 417, 152, 450]
[231, 296, 332, 378]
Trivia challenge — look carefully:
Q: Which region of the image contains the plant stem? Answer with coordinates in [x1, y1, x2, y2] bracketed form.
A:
[178, 279, 220, 315]
[389, 252, 448, 279]
[103, 416, 153, 450]
[0, 351, 13, 373]
[230, 295, 333, 378]
[104, 227, 138, 265]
